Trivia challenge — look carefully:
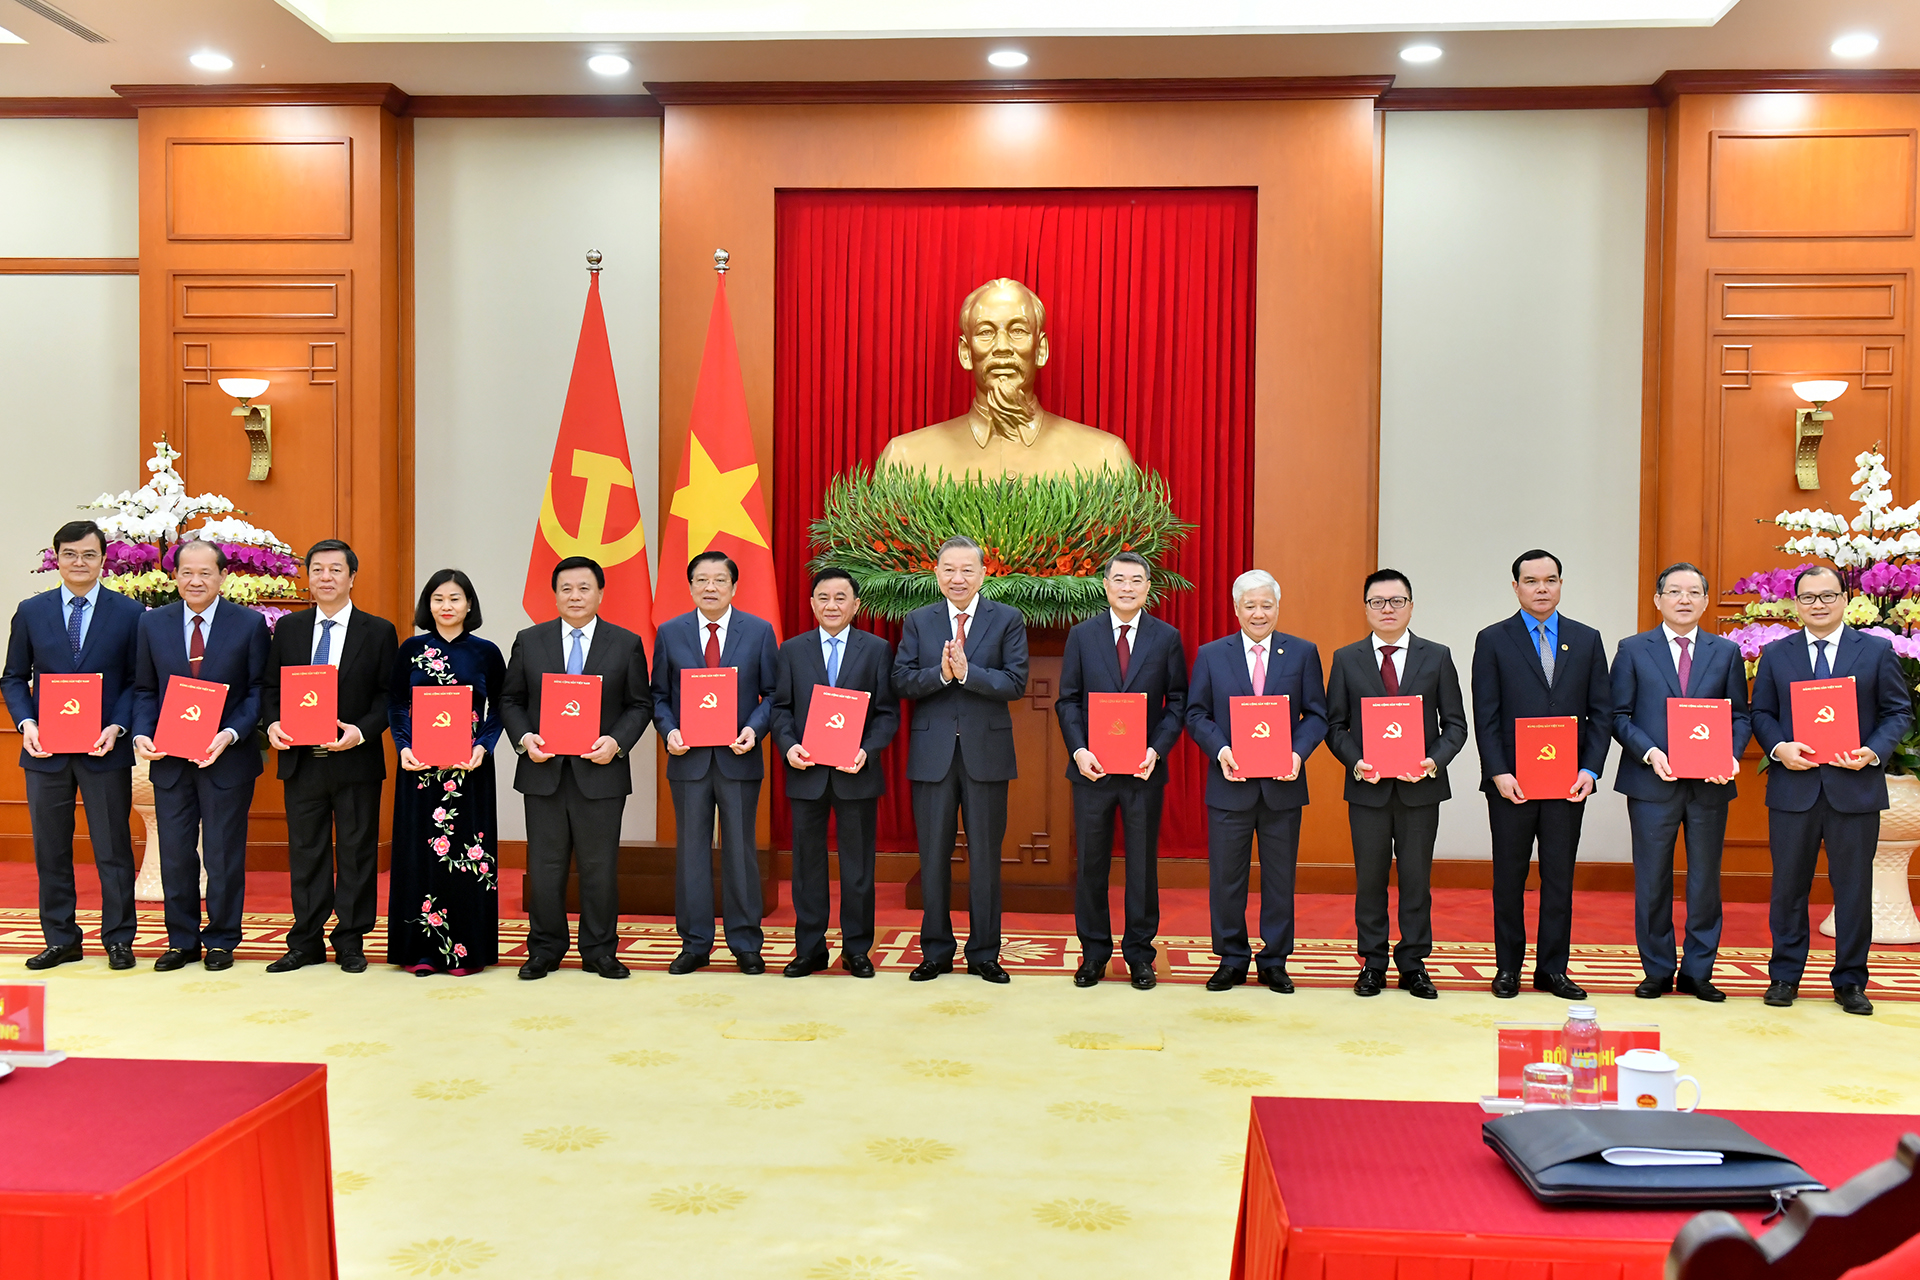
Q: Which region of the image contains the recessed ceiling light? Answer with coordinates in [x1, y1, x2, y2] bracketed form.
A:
[0, 24, 25, 43]
[1831, 33, 1879, 58]
[1400, 44, 1443, 63]
[587, 53, 630, 75]
[987, 50, 1029, 68]
[189, 50, 233, 71]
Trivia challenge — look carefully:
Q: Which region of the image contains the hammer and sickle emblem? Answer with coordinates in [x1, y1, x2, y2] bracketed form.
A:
[59, 698, 80, 716]
[180, 704, 203, 722]
[1537, 743, 1557, 761]
[826, 713, 846, 730]
[1688, 723, 1710, 740]
[537, 448, 648, 567]
[1815, 705, 1836, 724]
[562, 700, 581, 717]
[299, 691, 319, 708]
[1108, 719, 1128, 736]
[1250, 722, 1272, 739]
[1382, 722, 1404, 740]
[699, 692, 719, 710]
[432, 711, 452, 728]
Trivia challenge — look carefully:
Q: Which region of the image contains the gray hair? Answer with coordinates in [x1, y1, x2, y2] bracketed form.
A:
[1231, 569, 1280, 605]
[936, 535, 985, 566]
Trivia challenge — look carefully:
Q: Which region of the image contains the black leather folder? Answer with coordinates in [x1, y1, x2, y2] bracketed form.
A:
[1483, 1110, 1826, 1207]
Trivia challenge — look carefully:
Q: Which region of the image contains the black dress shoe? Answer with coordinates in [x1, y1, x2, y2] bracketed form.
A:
[1258, 967, 1295, 994]
[841, 953, 876, 979]
[667, 950, 710, 975]
[1354, 967, 1386, 997]
[202, 949, 234, 972]
[734, 952, 766, 975]
[1634, 974, 1672, 999]
[24, 943, 82, 971]
[105, 944, 135, 971]
[1128, 961, 1157, 991]
[266, 951, 318, 974]
[1490, 970, 1520, 999]
[1205, 964, 1247, 992]
[909, 959, 952, 982]
[154, 946, 201, 972]
[783, 953, 828, 978]
[1397, 969, 1439, 1000]
[1533, 972, 1587, 1000]
[967, 959, 1011, 984]
[338, 954, 369, 974]
[1763, 980, 1798, 1007]
[1073, 960, 1102, 988]
[585, 955, 630, 979]
[517, 956, 553, 980]
[1677, 974, 1724, 1003]
[1835, 984, 1874, 1016]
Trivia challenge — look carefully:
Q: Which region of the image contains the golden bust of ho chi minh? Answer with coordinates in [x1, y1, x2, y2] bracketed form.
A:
[875, 278, 1136, 480]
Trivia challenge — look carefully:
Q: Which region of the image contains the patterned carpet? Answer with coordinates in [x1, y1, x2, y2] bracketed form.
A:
[7, 908, 1919, 1001]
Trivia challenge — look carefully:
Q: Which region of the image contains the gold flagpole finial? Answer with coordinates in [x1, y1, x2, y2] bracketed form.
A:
[586, 249, 603, 274]
[714, 249, 730, 274]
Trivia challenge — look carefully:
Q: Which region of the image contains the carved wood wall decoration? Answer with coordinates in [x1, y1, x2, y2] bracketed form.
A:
[1709, 130, 1919, 239]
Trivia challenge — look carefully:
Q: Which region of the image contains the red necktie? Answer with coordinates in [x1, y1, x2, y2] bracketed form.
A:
[1379, 644, 1400, 695]
[1674, 635, 1692, 696]
[1116, 623, 1132, 681]
[954, 612, 970, 646]
[703, 622, 721, 668]
[189, 614, 205, 677]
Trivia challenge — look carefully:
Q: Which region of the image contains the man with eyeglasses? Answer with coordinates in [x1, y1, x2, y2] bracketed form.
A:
[1750, 565, 1912, 1016]
[1, 520, 146, 970]
[1609, 562, 1751, 1002]
[1324, 570, 1467, 999]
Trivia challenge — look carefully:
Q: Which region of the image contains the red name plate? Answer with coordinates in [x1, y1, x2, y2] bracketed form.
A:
[1362, 695, 1426, 779]
[412, 685, 473, 768]
[0, 983, 48, 1053]
[1230, 695, 1293, 779]
[1088, 691, 1148, 775]
[801, 686, 871, 768]
[280, 665, 338, 747]
[1496, 1023, 1661, 1104]
[680, 667, 738, 748]
[540, 673, 603, 756]
[1667, 697, 1735, 779]
[35, 672, 101, 754]
[1791, 676, 1861, 764]
[154, 675, 228, 762]
[1514, 716, 1578, 800]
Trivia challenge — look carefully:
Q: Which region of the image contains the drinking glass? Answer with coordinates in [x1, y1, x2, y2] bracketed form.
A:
[1521, 1061, 1574, 1110]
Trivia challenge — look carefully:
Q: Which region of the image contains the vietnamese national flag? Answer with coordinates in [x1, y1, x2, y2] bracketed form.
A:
[652, 271, 782, 640]
[523, 272, 655, 649]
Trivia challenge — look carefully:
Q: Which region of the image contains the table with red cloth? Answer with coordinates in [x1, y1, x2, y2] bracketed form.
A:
[1234, 1097, 1920, 1280]
[0, 1058, 335, 1280]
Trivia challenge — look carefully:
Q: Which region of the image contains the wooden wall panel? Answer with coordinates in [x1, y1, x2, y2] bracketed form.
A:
[165, 139, 354, 241]
[1709, 130, 1917, 238]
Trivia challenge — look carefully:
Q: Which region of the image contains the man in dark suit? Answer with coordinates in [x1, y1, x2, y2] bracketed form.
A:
[1751, 565, 1912, 1016]
[132, 539, 269, 972]
[1056, 551, 1187, 991]
[260, 539, 398, 974]
[1185, 569, 1328, 994]
[652, 551, 778, 974]
[893, 535, 1029, 983]
[1470, 548, 1613, 1000]
[2, 519, 144, 970]
[501, 554, 653, 980]
[769, 568, 899, 978]
[1610, 561, 1752, 1002]
[1325, 569, 1468, 1000]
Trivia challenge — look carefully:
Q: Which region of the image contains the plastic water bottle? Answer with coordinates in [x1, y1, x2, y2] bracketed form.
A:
[1562, 1004, 1603, 1107]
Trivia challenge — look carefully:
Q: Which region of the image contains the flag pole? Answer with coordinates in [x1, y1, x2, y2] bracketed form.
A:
[714, 248, 729, 274]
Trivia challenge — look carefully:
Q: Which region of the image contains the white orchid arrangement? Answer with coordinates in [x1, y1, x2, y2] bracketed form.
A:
[1772, 451, 1920, 566]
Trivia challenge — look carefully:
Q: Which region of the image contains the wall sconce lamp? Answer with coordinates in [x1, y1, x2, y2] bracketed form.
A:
[217, 378, 272, 481]
[1790, 380, 1848, 491]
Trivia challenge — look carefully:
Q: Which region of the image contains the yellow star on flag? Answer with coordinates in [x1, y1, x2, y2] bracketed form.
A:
[669, 436, 768, 553]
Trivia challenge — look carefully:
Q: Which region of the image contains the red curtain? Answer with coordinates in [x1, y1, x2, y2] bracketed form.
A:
[772, 189, 1257, 856]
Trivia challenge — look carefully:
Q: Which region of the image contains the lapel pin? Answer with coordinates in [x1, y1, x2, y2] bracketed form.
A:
[1561, 644, 1569, 651]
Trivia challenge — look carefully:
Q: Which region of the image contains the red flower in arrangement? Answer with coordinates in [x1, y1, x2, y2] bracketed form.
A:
[871, 538, 887, 553]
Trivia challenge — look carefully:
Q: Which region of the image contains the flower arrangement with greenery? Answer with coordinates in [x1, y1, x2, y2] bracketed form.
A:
[36, 438, 303, 627]
[808, 466, 1194, 626]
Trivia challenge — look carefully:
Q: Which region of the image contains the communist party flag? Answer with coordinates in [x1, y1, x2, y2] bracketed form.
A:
[652, 269, 783, 640]
[523, 270, 656, 649]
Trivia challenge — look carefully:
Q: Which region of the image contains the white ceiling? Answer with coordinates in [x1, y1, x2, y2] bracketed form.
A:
[0, 0, 1915, 97]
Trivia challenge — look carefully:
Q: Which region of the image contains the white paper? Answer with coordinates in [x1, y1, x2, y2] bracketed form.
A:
[1601, 1146, 1723, 1166]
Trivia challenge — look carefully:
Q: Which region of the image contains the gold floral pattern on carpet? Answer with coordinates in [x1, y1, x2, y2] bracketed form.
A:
[178, 980, 241, 994]
[1056, 1031, 1124, 1049]
[1201, 1067, 1273, 1087]
[327, 1041, 393, 1057]
[1033, 1198, 1131, 1231]
[423, 986, 484, 1000]
[1190, 1007, 1256, 1024]
[389, 1237, 497, 1275]
[806, 1258, 917, 1280]
[1825, 1084, 1900, 1106]
[1728, 1018, 1795, 1038]
[61, 1034, 109, 1051]
[1338, 1040, 1406, 1058]
[1048, 1101, 1127, 1123]
[1451, 1012, 1499, 1028]
[866, 1137, 956, 1164]
[927, 999, 988, 1016]
[242, 1008, 311, 1025]
[650, 1183, 747, 1215]
[509, 1015, 575, 1032]
[903, 1058, 974, 1079]
[728, 1088, 802, 1110]
[781, 1021, 847, 1039]
[610, 1049, 679, 1067]
[677, 992, 735, 1008]
[413, 1079, 491, 1101]
[333, 1170, 372, 1193]
[997, 939, 1052, 961]
[523, 1125, 610, 1152]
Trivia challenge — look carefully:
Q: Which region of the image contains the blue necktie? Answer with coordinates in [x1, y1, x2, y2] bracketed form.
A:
[568, 628, 586, 676]
[1814, 639, 1832, 680]
[826, 636, 842, 687]
[67, 597, 87, 658]
[314, 618, 335, 665]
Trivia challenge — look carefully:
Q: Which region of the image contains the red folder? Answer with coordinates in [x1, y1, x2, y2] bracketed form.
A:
[1667, 698, 1735, 779]
[280, 665, 337, 747]
[1088, 692, 1148, 775]
[1362, 696, 1426, 779]
[35, 673, 101, 754]
[1230, 695, 1293, 779]
[412, 685, 472, 768]
[154, 675, 228, 761]
[540, 673, 602, 756]
[1514, 716, 1578, 799]
[680, 667, 738, 748]
[1791, 677, 1860, 763]
[801, 686, 871, 768]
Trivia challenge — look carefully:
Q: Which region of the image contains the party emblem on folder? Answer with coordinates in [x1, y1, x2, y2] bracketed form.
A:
[412, 684, 473, 768]
[1362, 696, 1425, 778]
[154, 676, 228, 761]
[1088, 692, 1147, 775]
[540, 674, 601, 755]
[680, 668, 738, 747]
[1514, 716, 1578, 799]
[35, 673, 100, 754]
[1230, 695, 1293, 778]
[801, 686, 870, 768]
[1668, 699, 1734, 779]
[281, 665, 338, 746]
[1791, 677, 1859, 763]
[826, 713, 846, 729]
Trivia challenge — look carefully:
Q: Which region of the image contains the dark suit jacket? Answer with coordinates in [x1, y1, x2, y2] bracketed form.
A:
[769, 626, 900, 802]
[132, 600, 269, 790]
[1750, 626, 1913, 814]
[1325, 633, 1469, 807]
[500, 617, 653, 800]
[1610, 626, 1753, 805]
[1185, 631, 1328, 811]
[1470, 611, 1613, 793]
[649, 608, 777, 783]
[2, 585, 143, 772]
[261, 606, 399, 784]
[892, 596, 1029, 784]
[1056, 612, 1187, 788]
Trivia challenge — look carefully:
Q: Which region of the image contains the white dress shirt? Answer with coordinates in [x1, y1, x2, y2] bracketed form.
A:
[694, 608, 730, 662]
[1663, 622, 1699, 675]
[819, 625, 852, 685]
[182, 596, 220, 653]
[1241, 630, 1275, 690]
[941, 597, 978, 686]
[1111, 608, 1146, 648]
[310, 601, 353, 667]
[1370, 630, 1410, 684]
[58, 581, 102, 651]
[1804, 625, 1844, 673]
[564, 615, 600, 666]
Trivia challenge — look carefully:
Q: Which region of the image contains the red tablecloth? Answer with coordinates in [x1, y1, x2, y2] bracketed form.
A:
[0, 1058, 335, 1280]
[1233, 1097, 1920, 1280]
